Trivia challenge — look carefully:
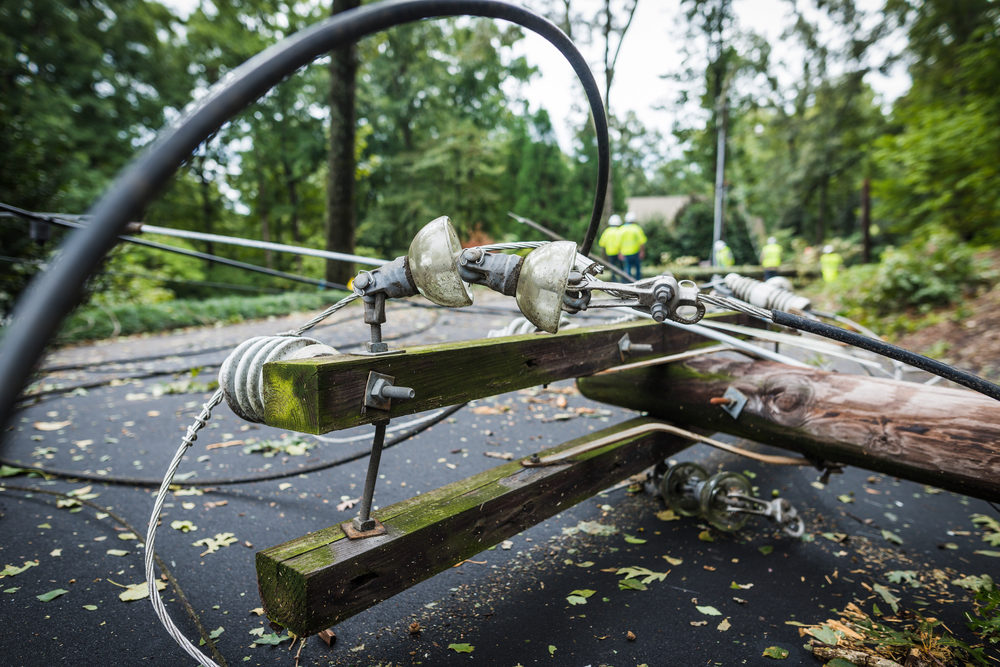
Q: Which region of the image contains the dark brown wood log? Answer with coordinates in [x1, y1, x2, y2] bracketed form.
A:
[256, 417, 691, 635]
[577, 355, 1000, 502]
[261, 317, 739, 434]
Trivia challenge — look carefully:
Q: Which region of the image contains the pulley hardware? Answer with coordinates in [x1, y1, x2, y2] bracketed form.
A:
[657, 462, 804, 537]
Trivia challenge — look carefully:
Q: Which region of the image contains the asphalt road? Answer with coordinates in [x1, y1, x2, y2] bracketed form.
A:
[1, 292, 998, 666]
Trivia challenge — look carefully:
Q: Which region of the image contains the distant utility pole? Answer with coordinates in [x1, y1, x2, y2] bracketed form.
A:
[711, 86, 728, 266]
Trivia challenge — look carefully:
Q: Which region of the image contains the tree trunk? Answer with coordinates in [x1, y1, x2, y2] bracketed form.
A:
[326, 0, 360, 287]
[861, 177, 871, 263]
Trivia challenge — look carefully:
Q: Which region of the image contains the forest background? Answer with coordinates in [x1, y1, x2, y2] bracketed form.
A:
[1, 0, 997, 338]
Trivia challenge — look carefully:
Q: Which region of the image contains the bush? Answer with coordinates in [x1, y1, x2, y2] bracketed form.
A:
[859, 230, 991, 314]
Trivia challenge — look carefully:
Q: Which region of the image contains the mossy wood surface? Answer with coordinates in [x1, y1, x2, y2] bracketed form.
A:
[256, 417, 691, 635]
[261, 317, 734, 434]
[578, 356, 1000, 502]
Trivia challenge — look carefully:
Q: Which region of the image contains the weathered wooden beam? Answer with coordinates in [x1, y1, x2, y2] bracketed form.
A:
[261, 317, 736, 434]
[577, 355, 1000, 502]
[256, 417, 691, 635]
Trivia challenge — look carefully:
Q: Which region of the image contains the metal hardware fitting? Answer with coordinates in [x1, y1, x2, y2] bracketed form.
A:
[719, 386, 747, 419]
[565, 273, 706, 325]
[618, 333, 654, 362]
[457, 247, 523, 296]
[363, 371, 415, 413]
[345, 420, 390, 538]
[658, 463, 804, 537]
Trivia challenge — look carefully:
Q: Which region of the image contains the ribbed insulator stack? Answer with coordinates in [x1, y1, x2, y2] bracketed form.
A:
[723, 273, 811, 313]
[218, 336, 337, 423]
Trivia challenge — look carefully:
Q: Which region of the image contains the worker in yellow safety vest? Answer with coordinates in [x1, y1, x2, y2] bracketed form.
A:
[820, 244, 843, 283]
[598, 214, 624, 280]
[714, 239, 734, 268]
[618, 212, 647, 280]
[761, 236, 782, 280]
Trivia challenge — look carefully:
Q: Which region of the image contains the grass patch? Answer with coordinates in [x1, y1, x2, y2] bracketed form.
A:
[54, 290, 350, 345]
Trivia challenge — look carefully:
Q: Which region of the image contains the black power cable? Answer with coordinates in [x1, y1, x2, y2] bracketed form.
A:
[0, 403, 466, 487]
[0, 0, 609, 432]
[771, 309, 1000, 401]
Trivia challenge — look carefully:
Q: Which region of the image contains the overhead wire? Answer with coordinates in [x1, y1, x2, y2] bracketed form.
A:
[0, 205, 349, 291]
[0, 0, 609, 432]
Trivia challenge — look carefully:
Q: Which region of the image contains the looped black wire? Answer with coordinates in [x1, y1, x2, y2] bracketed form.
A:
[0, 0, 610, 432]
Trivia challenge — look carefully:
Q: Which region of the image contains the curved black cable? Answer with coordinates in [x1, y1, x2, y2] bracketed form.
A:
[0, 403, 467, 487]
[771, 310, 1000, 401]
[0, 0, 609, 433]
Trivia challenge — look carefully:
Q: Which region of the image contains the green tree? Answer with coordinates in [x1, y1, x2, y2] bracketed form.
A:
[872, 0, 1000, 243]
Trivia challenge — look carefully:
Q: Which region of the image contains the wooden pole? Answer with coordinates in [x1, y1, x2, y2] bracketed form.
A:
[577, 355, 1000, 502]
[256, 417, 692, 635]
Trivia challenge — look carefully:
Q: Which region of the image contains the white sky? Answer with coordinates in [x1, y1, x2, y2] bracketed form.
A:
[163, 0, 909, 153]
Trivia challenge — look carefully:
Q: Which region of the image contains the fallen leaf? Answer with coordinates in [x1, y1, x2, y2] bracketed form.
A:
[250, 607, 264, 616]
[118, 532, 138, 541]
[762, 646, 789, 659]
[806, 624, 841, 645]
[170, 520, 197, 533]
[278, 483, 292, 491]
[690, 620, 708, 626]
[82, 604, 98, 611]
[33, 420, 71, 431]
[717, 618, 731, 631]
[192, 532, 237, 556]
[696, 605, 722, 616]
[448, 643, 475, 653]
[566, 589, 596, 606]
[483, 451, 514, 460]
[106, 549, 129, 557]
[730, 581, 753, 590]
[548, 645, 556, 656]
[1, 560, 39, 578]
[37, 588, 69, 602]
[881, 529, 903, 545]
[624, 534, 647, 544]
[974, 550, 1000, 557]
[117, 580, 167, 602]
[872, 583, 900, 613]
[253, 632, 292, 646]
[698, 530, 714, 542]
[663, 555, 683, 566]
[759, 545, 774, 556]
[49, 548, 62, 557]
[500, 540, 513, 550]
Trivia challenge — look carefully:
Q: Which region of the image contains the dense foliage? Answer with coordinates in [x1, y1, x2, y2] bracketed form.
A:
[1, 0, 997, 330]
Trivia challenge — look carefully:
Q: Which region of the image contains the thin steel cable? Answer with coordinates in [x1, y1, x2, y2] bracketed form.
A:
[288, 292, 361, 336]
[144, 389, 225, 667]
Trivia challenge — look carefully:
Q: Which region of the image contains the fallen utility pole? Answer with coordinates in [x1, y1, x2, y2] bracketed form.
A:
[577, 355, 1000, 502]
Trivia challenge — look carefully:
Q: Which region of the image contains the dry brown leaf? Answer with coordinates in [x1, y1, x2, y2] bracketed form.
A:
[471, 405, 506, 415]
[33, 420, 71, 431]
[205, 440, 244, 450]
[483, 451, 514, 460]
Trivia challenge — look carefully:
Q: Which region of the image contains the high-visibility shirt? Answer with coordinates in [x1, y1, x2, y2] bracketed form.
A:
[820, 252, 843, 282]
[598, 226, 622, 256]
[716, 245, 734, 267]
[761, 242, 782, 268]
[618, 223, 647, 256]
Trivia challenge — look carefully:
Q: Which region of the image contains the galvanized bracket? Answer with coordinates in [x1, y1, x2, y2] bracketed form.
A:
[720, 386, 747, 419]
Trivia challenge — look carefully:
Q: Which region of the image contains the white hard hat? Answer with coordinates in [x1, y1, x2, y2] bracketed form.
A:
[625, 211, 637, 223]
[823, 244, 834, 253]
[608, 214, 622, 226]
[714, 239, 726, 249]
[767, 236, 777, 245]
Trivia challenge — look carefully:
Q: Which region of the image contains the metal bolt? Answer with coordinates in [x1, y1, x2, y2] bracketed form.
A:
[354, 272, 371, 290]
[370, 378, 414, 401]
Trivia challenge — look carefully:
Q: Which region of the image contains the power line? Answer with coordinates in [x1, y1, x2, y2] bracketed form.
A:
[0, 205, 348, 291]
